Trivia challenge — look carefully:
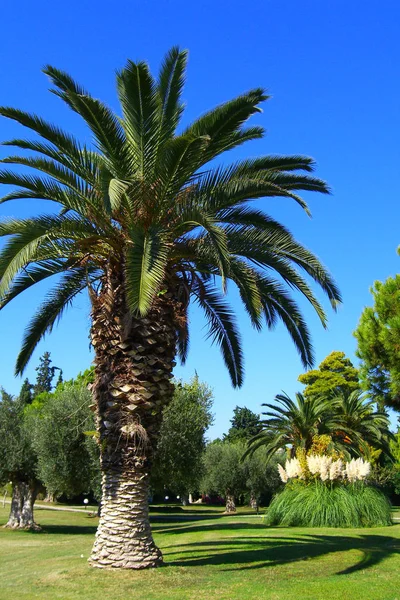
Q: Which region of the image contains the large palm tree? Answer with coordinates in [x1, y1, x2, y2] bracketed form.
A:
[0, 48, 341, 568]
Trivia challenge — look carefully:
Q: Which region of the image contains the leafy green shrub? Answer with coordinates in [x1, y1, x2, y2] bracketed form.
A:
[266, 481, 392, 528]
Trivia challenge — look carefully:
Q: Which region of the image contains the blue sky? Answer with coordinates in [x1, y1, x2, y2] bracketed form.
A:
[0, 0, 399, 437]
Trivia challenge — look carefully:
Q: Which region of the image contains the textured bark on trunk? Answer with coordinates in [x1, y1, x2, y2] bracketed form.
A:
[5, 480, 40, 530]
[89, 270, 179, 569]
[250, 491, 259, 512]
[224, 492, 236, 514]
[90, 467, 161, 568]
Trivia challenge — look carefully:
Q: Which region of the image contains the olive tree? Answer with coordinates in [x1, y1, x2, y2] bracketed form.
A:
[0, 389, 40, 529]
[152, 376, 213, 504]
[201, 441, 247, 513]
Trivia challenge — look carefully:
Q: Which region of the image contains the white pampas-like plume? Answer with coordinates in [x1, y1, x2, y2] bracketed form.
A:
[278, 464, 288, 483]
[278, 455, 370, 484]
[329, 459, 344, 481]
[306, 454, 321, 475]
[357, 458, 371, 478]
[345, 458, 371, 482]
[319, 456, 332, 481]
[285, 458, 303, 479]
[306, 455, 334, 480]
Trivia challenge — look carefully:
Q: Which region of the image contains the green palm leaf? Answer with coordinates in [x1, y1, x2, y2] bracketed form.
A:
[16, 268, 97, 375]
[158, 47, 187, 142]
[193, 280, 243, 387]
[0, 49, 341, 385]
[125, 226, 168, 314]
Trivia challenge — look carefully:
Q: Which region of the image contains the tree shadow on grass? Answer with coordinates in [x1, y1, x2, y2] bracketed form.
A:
[25, 524, 98, 535]
[152, 522, 260, 534]
[165, 532, 400, 575]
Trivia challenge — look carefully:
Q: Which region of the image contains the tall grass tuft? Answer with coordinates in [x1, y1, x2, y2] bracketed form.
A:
[265, 481, 392, 528]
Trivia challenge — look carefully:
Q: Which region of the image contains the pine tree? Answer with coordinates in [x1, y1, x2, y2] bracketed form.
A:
[19, 378, 33, 405]
[33, 352, 57, 395]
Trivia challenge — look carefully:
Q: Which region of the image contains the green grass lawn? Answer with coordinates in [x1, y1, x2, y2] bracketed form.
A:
[1, 505, 400, 600]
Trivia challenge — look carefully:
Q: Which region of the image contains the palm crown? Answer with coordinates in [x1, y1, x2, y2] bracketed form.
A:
[247, 390, 392, 461]
[0, 47, 340, 384]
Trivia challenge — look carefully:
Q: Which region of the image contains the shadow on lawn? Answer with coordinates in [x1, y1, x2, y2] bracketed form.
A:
[165, 532, 400, 575]
[18, 514, 400, 576]
[28, 524, 98, 536]
[152, 522, 259, 534]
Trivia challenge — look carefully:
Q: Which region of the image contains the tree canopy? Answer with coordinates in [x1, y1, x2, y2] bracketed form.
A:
[33, 352, 60, 395]
[224, 406, 262, 442]
[152, 376, 213, 498]
[354, 275, 400, 409]
[201, 441, 247, 511]
[298, 351, 359, 399]
[28, 383, 100, 499]
[18, 378, 33, 406]
[0, 49, 342, 387]
[0, 389, 37, 487]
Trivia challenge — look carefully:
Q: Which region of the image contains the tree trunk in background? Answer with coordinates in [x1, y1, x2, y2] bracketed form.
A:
[250, 491, 259, 512]
[5, 480, 40, 530]
[89, 272, 179, 569]
[44, 492, 55, 503]
[224, 492, 236, 514]
[181, 494, 189, 506]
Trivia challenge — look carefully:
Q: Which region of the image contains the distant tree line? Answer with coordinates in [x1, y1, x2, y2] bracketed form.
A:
[2, 342, 400, 530]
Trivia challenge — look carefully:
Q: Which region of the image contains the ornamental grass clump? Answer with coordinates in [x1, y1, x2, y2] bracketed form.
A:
[267, 455, 391, 528]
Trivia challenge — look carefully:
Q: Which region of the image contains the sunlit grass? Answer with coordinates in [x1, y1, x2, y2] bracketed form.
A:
[1, 505, 400, 600]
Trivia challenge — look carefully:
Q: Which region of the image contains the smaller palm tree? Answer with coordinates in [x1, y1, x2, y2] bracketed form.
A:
[246, 392, 345, 461]
[248, 390, 393, 462]
[333, 389, 393, 459]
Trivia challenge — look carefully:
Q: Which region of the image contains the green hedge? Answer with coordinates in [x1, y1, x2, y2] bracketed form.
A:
[266, 481, 392, 528]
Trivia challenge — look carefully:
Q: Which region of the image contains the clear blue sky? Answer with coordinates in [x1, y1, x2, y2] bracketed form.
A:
[1, 0, 399, 438]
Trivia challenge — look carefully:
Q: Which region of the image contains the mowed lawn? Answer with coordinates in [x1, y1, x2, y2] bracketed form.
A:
[1, 506, 400, 600]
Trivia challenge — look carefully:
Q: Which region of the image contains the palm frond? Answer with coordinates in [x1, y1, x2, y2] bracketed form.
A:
[0, 107, 84, 159]
[176, 312, 189, 364]
[0, 260, 67, 309]
[193, 280, 243, 387]
[0, 214, 105, 298]
[257, 277, 315, 368]
[185, 88, 268, 164]
[156, 134, 210, 209]
[1, 155, 89, 197]
[158, 46, 188, 142]
[116, 59, 159, 177]
[44, 65, 127, 173]
[2, 139, 99, 185]
[174, 208, 231, 291]
[228, 258, 263, 330]
[226, 227, 335, 323]
[197, 169, 314, 214]
[0, 169, 103, 217]
[16, 268, 94, 374]
[125, 226, 168, 314]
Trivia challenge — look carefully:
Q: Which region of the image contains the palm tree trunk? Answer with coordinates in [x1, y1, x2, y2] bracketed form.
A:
[89, 273, 178, 569]
[5, 479, 40, 530]
[90, 465, 161, 568]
